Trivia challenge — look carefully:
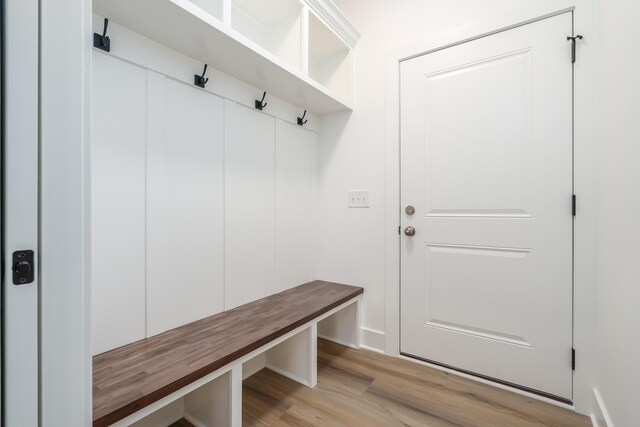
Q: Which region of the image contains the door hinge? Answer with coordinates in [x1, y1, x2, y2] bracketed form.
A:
[572, 348, 576, 370]
[567, 35, 583, 63]
[572, 194, 577, 216]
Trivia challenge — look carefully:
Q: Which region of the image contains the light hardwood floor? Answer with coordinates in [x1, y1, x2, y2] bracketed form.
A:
[241, 339, 591, 427]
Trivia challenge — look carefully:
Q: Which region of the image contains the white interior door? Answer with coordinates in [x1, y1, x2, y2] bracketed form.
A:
[3, 0, 40, 424]
[400, 13, 573, 400]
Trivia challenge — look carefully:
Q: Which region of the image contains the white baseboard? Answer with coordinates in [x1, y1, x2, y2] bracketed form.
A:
[318, 334, 358, 349]
[183, 413, 208, 427]
[591, 388, 613, 427]
[361, 327, 385, 353]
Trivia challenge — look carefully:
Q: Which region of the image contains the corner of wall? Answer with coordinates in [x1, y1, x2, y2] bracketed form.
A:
[361, 327, 385, 354]
[590, 388, 613, 427]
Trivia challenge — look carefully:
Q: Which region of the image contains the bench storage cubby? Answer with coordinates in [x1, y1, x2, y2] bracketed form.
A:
[93, 280, 363, 426]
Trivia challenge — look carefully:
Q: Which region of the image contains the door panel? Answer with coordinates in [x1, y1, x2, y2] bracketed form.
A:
[423, 50, 532, 218]
[423, 244, 532, 347]
[400, 13, 573, 399]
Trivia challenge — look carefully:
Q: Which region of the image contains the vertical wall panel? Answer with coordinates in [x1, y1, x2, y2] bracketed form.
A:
[275, 120, 315, 292]
[91, 54, 147, 355]
[225, 101, 276, 309]
[92, 51, 318, 352]
[146, 76, 225, 336]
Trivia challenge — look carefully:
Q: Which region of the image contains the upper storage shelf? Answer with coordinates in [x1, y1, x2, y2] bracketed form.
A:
[232, 0, 303, 72]
[308, 12, 351, 102]
[93, 0, 359, 115]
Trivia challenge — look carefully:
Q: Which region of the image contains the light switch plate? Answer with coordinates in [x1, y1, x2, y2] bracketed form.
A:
[348, 190, 370, 208]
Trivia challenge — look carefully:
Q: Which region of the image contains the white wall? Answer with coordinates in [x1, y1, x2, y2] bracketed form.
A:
[318, 0, 600, 415]
[91, 19, 317, 354]
[594, 0, 640, 425]
[316, 0, 531, 347]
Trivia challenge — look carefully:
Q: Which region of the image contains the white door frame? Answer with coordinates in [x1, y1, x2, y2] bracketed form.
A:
[39, 0, 92, 425]
[384, 0, 598, 416]
[3, 0, 40, 424]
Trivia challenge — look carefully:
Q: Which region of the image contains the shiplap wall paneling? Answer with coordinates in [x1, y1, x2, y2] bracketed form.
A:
[91, 54, 147, 355]
[146, 75, 225, 337]
[275, 119, 315, 292]
[224, 101, 276, 309]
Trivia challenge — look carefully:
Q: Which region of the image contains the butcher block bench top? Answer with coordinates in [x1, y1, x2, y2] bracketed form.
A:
[93, 280, 364, 426]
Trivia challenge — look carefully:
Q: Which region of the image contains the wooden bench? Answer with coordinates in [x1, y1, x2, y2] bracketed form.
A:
[93, 280, 363, 426]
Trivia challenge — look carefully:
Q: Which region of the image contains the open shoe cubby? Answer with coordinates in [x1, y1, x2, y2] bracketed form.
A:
[308, 11, 352, 102]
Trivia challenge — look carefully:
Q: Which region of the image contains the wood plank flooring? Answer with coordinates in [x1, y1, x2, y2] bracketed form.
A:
[241, 339, 591, 427]
[168, 419, 195, 427]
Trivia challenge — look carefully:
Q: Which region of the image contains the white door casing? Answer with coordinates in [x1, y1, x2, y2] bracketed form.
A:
[400, 13, 573, 400]
[3, 0, 40, 424]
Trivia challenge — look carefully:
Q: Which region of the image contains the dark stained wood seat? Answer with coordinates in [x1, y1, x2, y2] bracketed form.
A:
[93, 280, 363, 426]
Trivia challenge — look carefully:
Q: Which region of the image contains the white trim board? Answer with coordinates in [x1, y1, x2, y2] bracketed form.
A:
[305, 0, 360, 48]
[40, 0, 93, 425]
[361, 327, 385, 353]
[384, 0, 598, 415]
[319, 327, 384, 354]
[590, 389, 613, 427]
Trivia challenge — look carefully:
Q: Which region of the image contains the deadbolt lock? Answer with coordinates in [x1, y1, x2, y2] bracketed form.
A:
[405, 205, 415, 215]
[12, 250, 35, 285]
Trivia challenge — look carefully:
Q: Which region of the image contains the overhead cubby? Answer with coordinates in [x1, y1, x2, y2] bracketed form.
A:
[92, 0, 358, 123]
[188, 0, 223, 20]
[308, 12, 351, 102]
[231, 0, 304, 71]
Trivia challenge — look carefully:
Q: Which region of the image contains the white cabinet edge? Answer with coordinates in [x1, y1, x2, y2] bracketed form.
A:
[304, 0, 360, 48]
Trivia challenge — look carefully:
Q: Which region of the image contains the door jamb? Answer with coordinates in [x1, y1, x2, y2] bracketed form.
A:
[383, 0, 598, 415]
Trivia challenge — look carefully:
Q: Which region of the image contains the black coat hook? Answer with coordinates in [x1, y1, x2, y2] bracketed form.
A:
[194, 64, 209, 88]
[255, 92, 268, 110]
[297, 110, 308, 126]
[93, 18, 111, 52]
